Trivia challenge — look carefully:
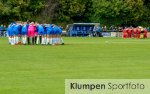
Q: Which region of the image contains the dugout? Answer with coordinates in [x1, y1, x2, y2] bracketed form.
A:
[67, 23, 100, 37]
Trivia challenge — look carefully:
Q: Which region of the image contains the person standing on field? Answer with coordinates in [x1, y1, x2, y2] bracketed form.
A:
[137, 27, 141, 39]
[28, 22, 36, 45]
[21, 22, 29, 45]
[123, 28, 128, 38]
[144, 28, 148, 38]
[7, 23, 16, 45]
[46, 24, 54, 45]
[133, 28, 137, 38]
[13, 22, 22, 45]
[37, 23, 45, 45]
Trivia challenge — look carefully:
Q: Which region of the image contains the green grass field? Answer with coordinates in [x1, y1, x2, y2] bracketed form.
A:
[0, 37, 150, 94]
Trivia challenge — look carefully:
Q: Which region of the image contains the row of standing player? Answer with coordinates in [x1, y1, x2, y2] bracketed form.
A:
[7, 22, 64, 45]
[123, 27, 148, 38]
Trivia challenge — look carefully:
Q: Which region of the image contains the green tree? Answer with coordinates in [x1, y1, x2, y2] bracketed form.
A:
[92, 0, 149, 26]
[0, 0, 150, 26]
[0, 0, 45, 24]
[58, 0, 93, 22]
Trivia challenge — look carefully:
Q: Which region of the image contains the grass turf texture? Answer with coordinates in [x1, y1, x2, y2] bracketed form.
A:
[0, 37, 150, 94]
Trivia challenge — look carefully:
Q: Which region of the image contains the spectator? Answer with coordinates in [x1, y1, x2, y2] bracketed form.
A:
[114, 27, 118, 32]
[110, 25, 114, 32]
[96, 26, 102, 37]
[103, 26, 107, 32]
[118, 26, 123, 32]
[0, 25, 6, 37]
[147, 27, 150, 32]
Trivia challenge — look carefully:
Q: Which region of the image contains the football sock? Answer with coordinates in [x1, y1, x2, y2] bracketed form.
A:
[13, 36, 15, 44]
[32, 37, 35, 45]
[34, 36, 37, 44]
[56, 38, 59, 43]
[44, 37, 47, 44]
[10, 38, 12, 45]
[61, 38, 64, 43]
[39, 36, 42, 44]
[24, 36, 27, 44]
[22, 37, 24, 44]
[42, 37, 44, 44]
[11, 38, 15, 45]
[9, 37, 11, 44]
[27, 37, 30, 45]
[46, 38, 49, 45]
[49, 38, 52, 45]
[36, 36, 39, 44]
[16, 37, 19, 44]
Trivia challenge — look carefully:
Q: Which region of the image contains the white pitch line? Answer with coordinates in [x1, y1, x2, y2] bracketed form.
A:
[67, 41, 150, 44]
[106, 41, 150, 44]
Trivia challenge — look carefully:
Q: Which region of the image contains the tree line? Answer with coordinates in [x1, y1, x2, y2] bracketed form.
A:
[0, 0, 150, 26]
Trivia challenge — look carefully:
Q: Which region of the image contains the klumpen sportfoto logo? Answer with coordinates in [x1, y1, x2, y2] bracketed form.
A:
[65, 79, 150, 94]
[70, 82, 145, 91]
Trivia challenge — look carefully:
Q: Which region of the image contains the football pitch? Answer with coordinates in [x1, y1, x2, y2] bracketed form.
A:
[0, 37, 150, 94]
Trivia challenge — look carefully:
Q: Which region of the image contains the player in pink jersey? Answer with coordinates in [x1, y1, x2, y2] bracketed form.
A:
[28, 22, 36, 45]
